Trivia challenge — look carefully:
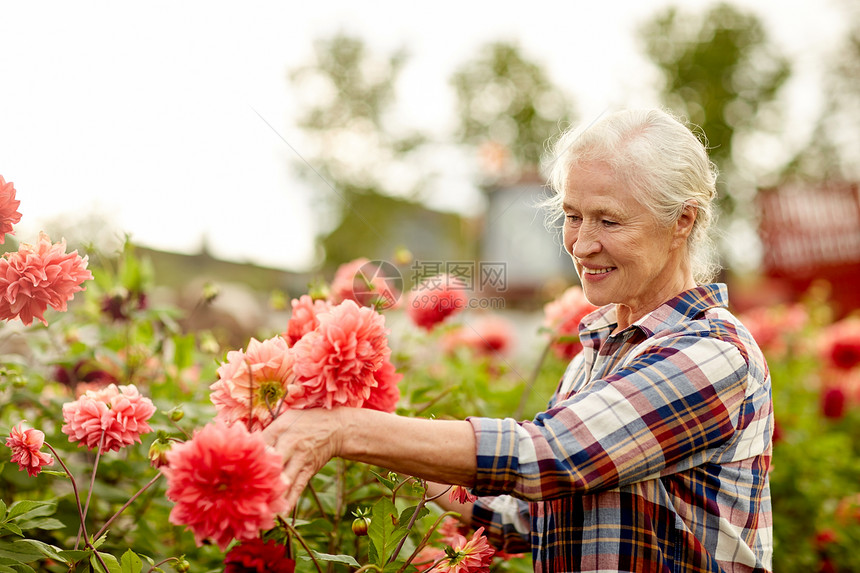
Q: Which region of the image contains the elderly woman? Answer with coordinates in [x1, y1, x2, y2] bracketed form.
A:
[263, 108, 773, 573]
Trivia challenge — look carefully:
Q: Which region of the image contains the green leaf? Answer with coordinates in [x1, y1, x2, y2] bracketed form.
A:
[0, 500, 6, 521]
[0, 540, 44, 562]
[370, 470, 399, 492]
[398, 505, 429, 532]
[306, 551, 360, 567]
[91, 551, 121, 573]
[369, 498, 409, 567]
[383, 562, 405, 573]
[0, 524, 22, 537]
[0, 563, 35, 573]
[14, 517, 65, 532]
[58, 549, 91, 563]
[38, 470, 69, 478]
[13, 539, 65, 563]
[294, 517, 334, 534]
[6, 501, 56, 522]
[120, 549, 143, 573]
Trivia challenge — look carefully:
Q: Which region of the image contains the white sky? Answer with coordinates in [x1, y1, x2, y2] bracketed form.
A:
[0, 1, 847, 271]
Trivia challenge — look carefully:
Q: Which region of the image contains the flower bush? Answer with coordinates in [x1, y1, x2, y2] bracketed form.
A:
[1, 171, 858, 572]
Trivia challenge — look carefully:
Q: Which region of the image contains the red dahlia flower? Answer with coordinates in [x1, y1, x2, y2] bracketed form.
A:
[441, 315, 516, 357]
[542, 286, 598, 359]
[819, 318, 860, 371]
[330, 257, 399, 309]
[162, 421, 288, 551]
[0, 232, 93, 326]
[0, 175, 22, 243]
[61, 383, 156, 453]
[407, 274, 469, 331]
[5, 423, 54, 477]
[224, 538, 295, 573]
[448, 485, 478, 505]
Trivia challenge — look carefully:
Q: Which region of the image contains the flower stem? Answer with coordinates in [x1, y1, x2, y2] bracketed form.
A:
[388, 482, 442, 565]
[283, 521, 324, 573]
[93, 473, 162, 541]
[44, 443, 109, 572]
[397, 511, 461, 573]
[80, 431, 107, 541]
[146, 557, 178, 573]
[514, 338, 553, 420]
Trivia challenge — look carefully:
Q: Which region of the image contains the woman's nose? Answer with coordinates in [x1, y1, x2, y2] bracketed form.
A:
[571, 223, 601, 259]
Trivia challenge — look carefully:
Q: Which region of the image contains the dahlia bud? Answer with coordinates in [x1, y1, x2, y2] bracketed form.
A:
[393, 247, 413, 266]
[352, 516, 370, 536]
[351, 508, 370, 537]
[148, 437, 172, 468]
[168, 406, 185, 422]
[202, 281, 220, 304]
[174, 556, 191, 572]
[307, 280, 330, 302]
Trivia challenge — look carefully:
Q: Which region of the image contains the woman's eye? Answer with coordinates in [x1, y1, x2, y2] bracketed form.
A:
[602, 219, 618, 227]
[566, 214, 581, 223]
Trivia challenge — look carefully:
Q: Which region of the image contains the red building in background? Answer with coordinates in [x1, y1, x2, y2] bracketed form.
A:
[756, 182, 860, 318]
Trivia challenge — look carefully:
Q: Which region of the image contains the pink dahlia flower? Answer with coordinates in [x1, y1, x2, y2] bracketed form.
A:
[224, 538, 296, 573]
[0, 175, 22, 243]
[162, 421, 288, 551]
[61, 383, 156, 453]
[426, 527, 495, 573]
[292, 299, 392, 409]
[330, 257, 399, 309]
[0, 232, 93, 326]
[5, 423, 54, 477]
[407, 274, 469, 331]
[739, 303, 808, 360]
[363, 357, 402, 413]
[542, 286, 598, 359]
[448, 485, 478, 505]
[210, 336, 303, 431]
[283, 294, 331, 347]
[442, 315, 516, 358]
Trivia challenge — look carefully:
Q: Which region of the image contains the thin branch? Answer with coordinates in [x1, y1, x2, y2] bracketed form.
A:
[397, 511, 462, 573]
[283, 521, 324, 573]
[93, 473, 162, 541]
[514, 338, 553, 420]
[44, 443, 108, 572]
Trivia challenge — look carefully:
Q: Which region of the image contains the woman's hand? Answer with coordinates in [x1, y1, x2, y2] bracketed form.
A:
[261, 408, 343, 513]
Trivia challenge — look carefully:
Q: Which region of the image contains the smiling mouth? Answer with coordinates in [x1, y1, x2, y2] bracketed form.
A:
[582, 267, 614, 275]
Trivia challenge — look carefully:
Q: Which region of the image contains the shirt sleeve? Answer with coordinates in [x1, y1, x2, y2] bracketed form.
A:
[470, 495, 532, 554]
[468, 332, 749, 501]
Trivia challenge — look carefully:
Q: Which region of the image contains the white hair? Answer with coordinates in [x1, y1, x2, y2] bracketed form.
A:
[543, 108, 721, 284]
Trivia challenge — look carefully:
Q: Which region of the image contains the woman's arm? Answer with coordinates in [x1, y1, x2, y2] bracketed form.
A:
[261, 407, 477, 512]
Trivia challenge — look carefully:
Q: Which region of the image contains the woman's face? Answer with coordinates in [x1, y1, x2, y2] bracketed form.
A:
[562, 161, 693, 324]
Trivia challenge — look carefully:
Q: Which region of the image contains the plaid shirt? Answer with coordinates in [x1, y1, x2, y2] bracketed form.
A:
[468, 284, 773, 572]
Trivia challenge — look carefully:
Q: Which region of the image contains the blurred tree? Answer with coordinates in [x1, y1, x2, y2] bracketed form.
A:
[289, 33, 475, 269]
[784, 2, 860, 181]
[640, 2, 791, 214]
[450, 41, 574, 181]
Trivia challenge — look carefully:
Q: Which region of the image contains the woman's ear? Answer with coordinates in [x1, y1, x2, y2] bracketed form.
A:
[673, 201, 698, 246]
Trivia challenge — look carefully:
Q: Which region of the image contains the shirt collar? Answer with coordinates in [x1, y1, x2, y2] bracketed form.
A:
[580, 283, 729, 339]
